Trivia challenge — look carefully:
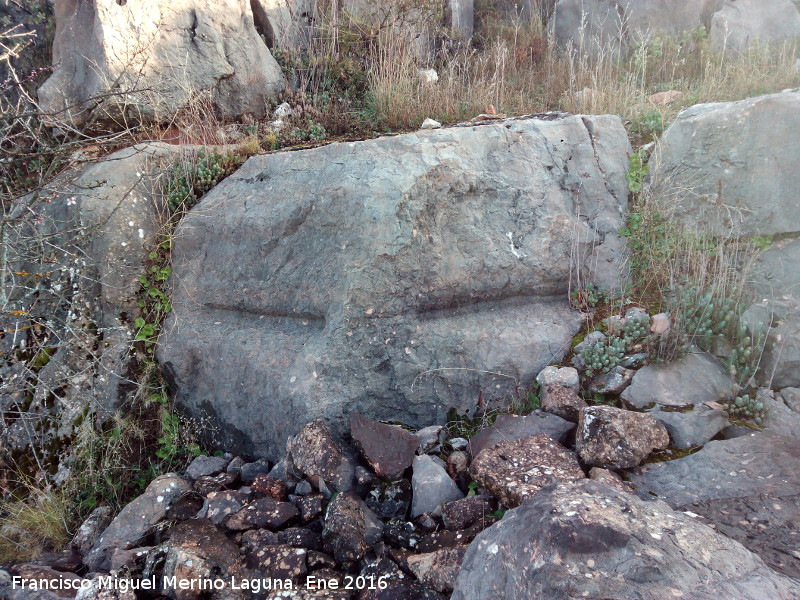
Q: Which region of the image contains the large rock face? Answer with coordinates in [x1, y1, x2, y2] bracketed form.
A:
[710, 0, 800, 52]
[552, 0, 721, 57]
[38, 0, 285, 127]
[451, 480, 800, 600]
[158, 115, 631, 459]
[647, 90, 800, 387]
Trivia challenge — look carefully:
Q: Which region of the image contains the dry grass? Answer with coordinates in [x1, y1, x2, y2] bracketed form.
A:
[0, 485, 72, 563]
[364, 8, 799, 136]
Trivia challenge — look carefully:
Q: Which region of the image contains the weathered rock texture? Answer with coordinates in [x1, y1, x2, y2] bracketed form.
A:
[552, 0, 722, 57]
[710, 0, 800, 51]
[39, 0, 285, 127]
[647, 90, 800, 389]
[159, 115, 631, 459]
[469, 433, 585, 507]
[576, 405, 669, 468]
[451, 480, 800, 600]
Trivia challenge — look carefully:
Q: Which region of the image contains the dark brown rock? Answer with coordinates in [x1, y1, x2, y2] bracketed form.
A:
[202, 489, 251, 525]
[240, 529, 281, 554]
[297, 493, 325, 524]
[162, 518, 245, 597]
[184, 455, 230, 480]
[286, 419, 356, 492]
[279, 527, 324, 551]
[70, 506, 113, 557]
[322, 491, 383, 563]
[244, 544, 308, 581]
[576, 405, 669, 469]
[351, 413, 419, 480]
[407, 546, 468, 593]
[440, 496, 495, 531]
[223, 497, 299, 531]
[252, 474, 289, 501]
[192, 471, 239, 495]
[540, 384, 587, 422]
[469, 433, 585, 508]
[588, 467, 631, 495]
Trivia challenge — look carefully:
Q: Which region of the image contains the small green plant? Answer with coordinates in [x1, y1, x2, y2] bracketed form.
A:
[580, 316, 649, 377]
[165, 150, 241, 211]
[570, 282, 605, 311]
[722, 393, 767, 425]
[625, 150, 650, 194]
[751, 235, 773, 251]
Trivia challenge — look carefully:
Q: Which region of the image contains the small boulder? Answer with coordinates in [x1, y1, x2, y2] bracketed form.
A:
[201, 489, 251, 525]
[588, 366, 635, 395]
[540, 383, 587, 422]
[535, 365, 579, 391]
[588, 467, 631, 494]
[621, 351, 735, 409]
[286, 419, 356, 492]
[322, 491, 383, 563]
[440, 496, 495, 531]
[223, 497, 298, 531]
[469, 433, 585, 508]
[85, 473, 190, 571]
[184, 455, 230, 480]
[577, 406, 669, 469]
[451, 480, 800, 600]
[650, 405, 730, 448]
[468, 411, 574, 458]
[350, 413, 419, 480]
[70, 506, 113, 557]
[416, 425, 446, 454]
[244, 544, 307, 582]
[407, 546, 468, 594]
[412, 455, 465, 518]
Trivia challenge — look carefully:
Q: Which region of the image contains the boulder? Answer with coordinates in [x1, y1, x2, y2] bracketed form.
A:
[407, 546, 467, 594]
[761, 310, 800, 389]
[85, 473, 190, 571]
[588, 365, 634, 395]
[467, 411, 575, 458]
[38, 0, 284, 127]
[350, 413, 419, 480]
[70, 506, 113, 557]
[411, 455, 465, 517]
[648, 90, 800, 239]
[251, 0, 315, 50]
[159, 115, 631, 459]
[650, 405, 730, 448]
[628, 431, 800, 506]
[285, 419, 356, 492]
[621, 351, 734, 409]
[451, 480, 800, 600]
[535, 365, 579, 391]
[469, 433, 585, 508]
[710, 0, 800, 52]
[576, 406, 669, 468]
[185, 455, 230, 480]
[628, 431, 800, 577]
[539, 384, 586, 422]
[552, 0, 721, 57]
[322, 491, 383, 563]
[161, 519, 246, 598]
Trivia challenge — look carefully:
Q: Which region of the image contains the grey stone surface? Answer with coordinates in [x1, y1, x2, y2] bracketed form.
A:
[412, 455, 465, 517]
[552, 0, 721, 57]
[159, 115, 631, 459]
[38, 0, 285, 127]
[85, 473, 190, 571]
[468, 411, 575, 458]
[535, 366, 579, 391]
[621, 351, 735, 409]
[650, 405, 730, 448]
[710, 0, 800, 51]
[762, 310, 800, 389]
[185, 455, 230, 480]
[628, 431, 800, 506]
[451, 480, 800, 600]
[648, 90, 800, 238]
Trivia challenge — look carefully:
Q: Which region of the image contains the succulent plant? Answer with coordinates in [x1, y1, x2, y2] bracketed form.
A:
[722, 393, 767, 425]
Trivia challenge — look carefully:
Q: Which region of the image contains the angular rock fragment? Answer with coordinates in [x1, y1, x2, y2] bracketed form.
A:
[576, 406, 669, 469]
[350, 413, 419, 480]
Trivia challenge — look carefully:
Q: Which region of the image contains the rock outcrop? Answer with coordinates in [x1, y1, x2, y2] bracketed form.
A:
[647, 90, 800, 390]
[451, 480, 800, 600]
[38, 0, 285, 127]
[158, 115, 631, 459]
[710, 0, 800, 52]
